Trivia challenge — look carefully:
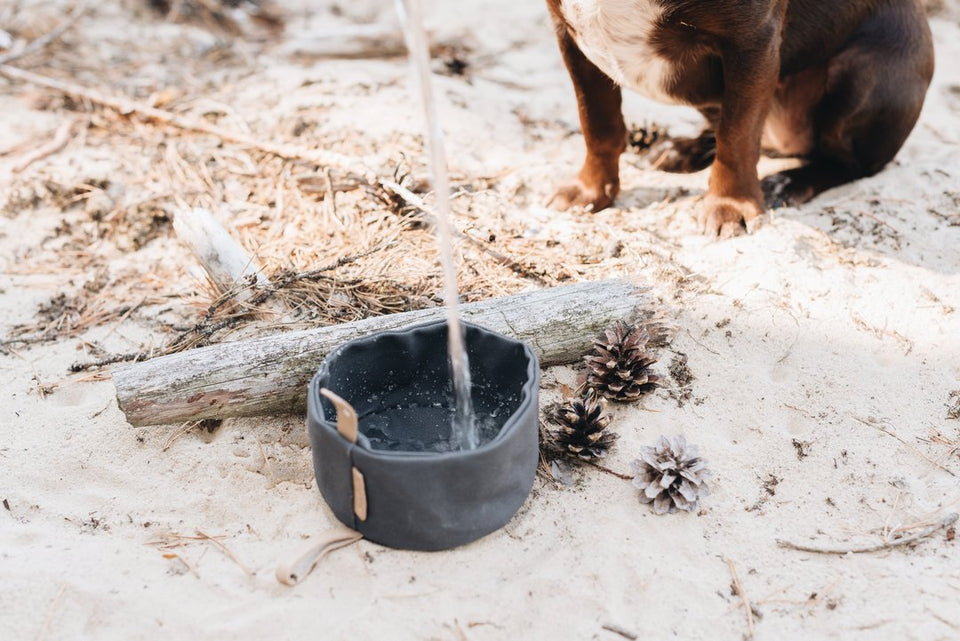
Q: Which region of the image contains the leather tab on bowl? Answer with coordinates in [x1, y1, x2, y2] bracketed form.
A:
[319, 387, 358, 444]
[352, 467, 368, 522]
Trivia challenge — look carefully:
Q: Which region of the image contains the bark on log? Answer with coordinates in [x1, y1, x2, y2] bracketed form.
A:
[113, 280, 656, 426]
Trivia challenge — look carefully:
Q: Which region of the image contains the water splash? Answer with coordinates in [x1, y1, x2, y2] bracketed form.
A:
[395, 0, 477, 450]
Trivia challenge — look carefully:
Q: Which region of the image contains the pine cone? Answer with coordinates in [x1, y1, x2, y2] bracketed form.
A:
[551, 389, 618, 460]
[586, 321, 660, 402]
[631, 435, 711, 514]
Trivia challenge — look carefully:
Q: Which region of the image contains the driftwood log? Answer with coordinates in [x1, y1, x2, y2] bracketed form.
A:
[113, 280, 657, 426]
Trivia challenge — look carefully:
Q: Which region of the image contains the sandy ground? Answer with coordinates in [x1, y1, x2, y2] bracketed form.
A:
[2, 1, 960, 640]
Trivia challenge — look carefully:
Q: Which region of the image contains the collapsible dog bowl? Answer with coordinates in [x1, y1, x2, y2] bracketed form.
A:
[307, 319, 540, 551]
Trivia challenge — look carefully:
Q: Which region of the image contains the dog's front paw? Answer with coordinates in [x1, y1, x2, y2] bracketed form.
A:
[698, 195, 764, 238]
[547, 179, 617, 213]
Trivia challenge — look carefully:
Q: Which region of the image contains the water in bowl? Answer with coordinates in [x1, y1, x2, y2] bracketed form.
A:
[358, 385, 520, 453]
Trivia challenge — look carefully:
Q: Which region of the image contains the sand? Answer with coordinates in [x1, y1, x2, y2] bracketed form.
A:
[2, 1, 959, 640]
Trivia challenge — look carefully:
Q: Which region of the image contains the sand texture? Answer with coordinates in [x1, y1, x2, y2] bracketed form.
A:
[2, 1, 959, 639]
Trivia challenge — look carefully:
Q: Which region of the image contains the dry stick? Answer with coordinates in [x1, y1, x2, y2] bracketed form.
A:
[601, 623, 638, 640]
[582, 458, 633, 481]
[777, 512, 958, 555]
[69, 350, 149, 372]
[684, 328, 721, 356]
[727, 559, 756, 640]
[13, 120, 74, 173]
[172, 207, 270, 298]
[98, 297, 148, 343]
[171, 207, 289, 324]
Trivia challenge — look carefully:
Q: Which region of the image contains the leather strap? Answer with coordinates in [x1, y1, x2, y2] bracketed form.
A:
[275, 527, 363, 586]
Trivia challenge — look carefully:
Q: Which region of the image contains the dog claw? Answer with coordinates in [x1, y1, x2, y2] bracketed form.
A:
[744, 215, 764, 235]
[699, 195, 764, 238]
[717, 221, 742, 240]
[547, 179, 615, 213]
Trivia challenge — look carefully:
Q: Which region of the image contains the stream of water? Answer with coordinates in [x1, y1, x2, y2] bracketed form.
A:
[395, 0, 477, 450]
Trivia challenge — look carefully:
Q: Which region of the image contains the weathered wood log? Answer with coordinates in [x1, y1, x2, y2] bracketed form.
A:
[113, 279, 657, 426]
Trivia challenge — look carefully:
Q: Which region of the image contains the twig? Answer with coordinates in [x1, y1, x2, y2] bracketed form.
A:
[195, 529, 253, 576]
[581, 458, 633, 480]
[925, 606, 960, 631]
[98, 296, 148, 342]
[777, 513, 958, 555]
[601, 623, 638, 640]
[853, 416, 956, 477]
[727, 559, 755, 639]
[251, 242, 395, 305]
[684, 328, 721, 356]
[0, 2, 88, 66]
[172, 207, 270, 300]
[34, 583, 67, 641]
[70, 350, 148, 372]
[162, 421, 201, 451]
[855, 208, 901, 236]
[13, 120, 74, 173]
[782, 403, 815, 419]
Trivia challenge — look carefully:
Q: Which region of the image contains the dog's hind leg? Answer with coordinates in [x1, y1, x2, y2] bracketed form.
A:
[646, 107, 719, 174]
[763, 2, 934, 207]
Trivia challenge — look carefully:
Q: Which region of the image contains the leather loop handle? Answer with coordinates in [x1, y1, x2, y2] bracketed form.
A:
[319, 387, 358, 444]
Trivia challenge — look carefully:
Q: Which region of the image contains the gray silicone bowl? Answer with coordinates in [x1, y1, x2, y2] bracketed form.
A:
[307, 319, 540, 551]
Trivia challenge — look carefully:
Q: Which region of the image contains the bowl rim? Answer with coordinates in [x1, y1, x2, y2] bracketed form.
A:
[309, 319, 540, 460]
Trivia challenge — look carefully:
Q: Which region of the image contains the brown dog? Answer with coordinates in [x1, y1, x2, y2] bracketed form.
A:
[547, 0, 935, 235]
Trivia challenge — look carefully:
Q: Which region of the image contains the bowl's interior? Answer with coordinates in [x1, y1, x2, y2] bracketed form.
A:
[319, 323, 532, 452]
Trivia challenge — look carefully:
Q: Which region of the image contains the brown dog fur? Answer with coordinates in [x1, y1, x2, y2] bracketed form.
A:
[547, 0, 935, 235]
